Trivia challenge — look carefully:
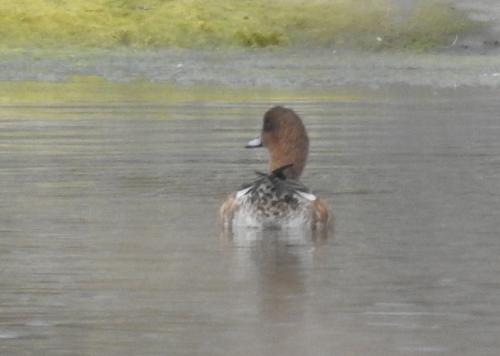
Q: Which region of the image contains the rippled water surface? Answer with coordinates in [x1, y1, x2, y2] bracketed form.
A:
[1, 87, 499, 355]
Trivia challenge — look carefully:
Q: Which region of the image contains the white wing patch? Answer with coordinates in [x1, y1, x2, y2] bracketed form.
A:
[296, 191, 317, 201]
[236, 186, 252, 199]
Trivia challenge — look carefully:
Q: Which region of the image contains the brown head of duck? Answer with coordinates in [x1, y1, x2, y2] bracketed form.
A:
[246, 106, 309, 180]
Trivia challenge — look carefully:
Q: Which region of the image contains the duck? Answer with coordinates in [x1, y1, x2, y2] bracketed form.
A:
[220, 106, 330, 230]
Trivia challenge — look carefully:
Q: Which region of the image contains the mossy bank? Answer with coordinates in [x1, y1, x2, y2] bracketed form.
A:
[0, 0, 477, 51]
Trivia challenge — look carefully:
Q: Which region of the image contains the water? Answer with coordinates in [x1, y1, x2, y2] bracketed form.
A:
[1, 87, 499, 355]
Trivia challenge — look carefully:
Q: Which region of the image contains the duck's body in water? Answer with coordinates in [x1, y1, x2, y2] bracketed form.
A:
[220, 106, 331, 231]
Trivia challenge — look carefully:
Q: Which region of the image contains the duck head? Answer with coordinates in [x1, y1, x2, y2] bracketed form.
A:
[246, 106, 309, 180]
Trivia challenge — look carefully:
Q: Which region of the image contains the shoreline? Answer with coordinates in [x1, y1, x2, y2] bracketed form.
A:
[1, 48, 500, 91]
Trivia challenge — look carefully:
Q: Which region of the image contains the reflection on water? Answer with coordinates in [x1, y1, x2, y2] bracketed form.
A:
[1, 87, 500, 355]
[221, 223, 332, 244]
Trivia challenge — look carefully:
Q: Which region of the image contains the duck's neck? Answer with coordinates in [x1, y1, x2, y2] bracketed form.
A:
[269, 141, 308, 180]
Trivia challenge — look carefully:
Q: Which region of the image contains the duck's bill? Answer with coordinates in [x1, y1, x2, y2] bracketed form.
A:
[245, 137, 263, 148]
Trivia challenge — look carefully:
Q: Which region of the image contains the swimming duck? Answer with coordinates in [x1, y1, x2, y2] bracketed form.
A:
[220, 106, 330, 230]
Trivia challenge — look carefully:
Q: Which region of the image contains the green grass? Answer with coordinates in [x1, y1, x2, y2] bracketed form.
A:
[0, 0, 477, 51]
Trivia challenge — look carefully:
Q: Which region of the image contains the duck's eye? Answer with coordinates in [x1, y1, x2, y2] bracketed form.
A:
[263, 117, 274, 132]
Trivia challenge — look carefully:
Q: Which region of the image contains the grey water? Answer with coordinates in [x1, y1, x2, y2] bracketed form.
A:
[1, 87, 499, 355]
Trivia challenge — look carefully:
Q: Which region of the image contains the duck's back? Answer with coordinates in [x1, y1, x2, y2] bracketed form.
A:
[231, 171, 317, 228]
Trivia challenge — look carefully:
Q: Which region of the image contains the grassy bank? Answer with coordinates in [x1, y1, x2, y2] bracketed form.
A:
[0, 0, 476, 51]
